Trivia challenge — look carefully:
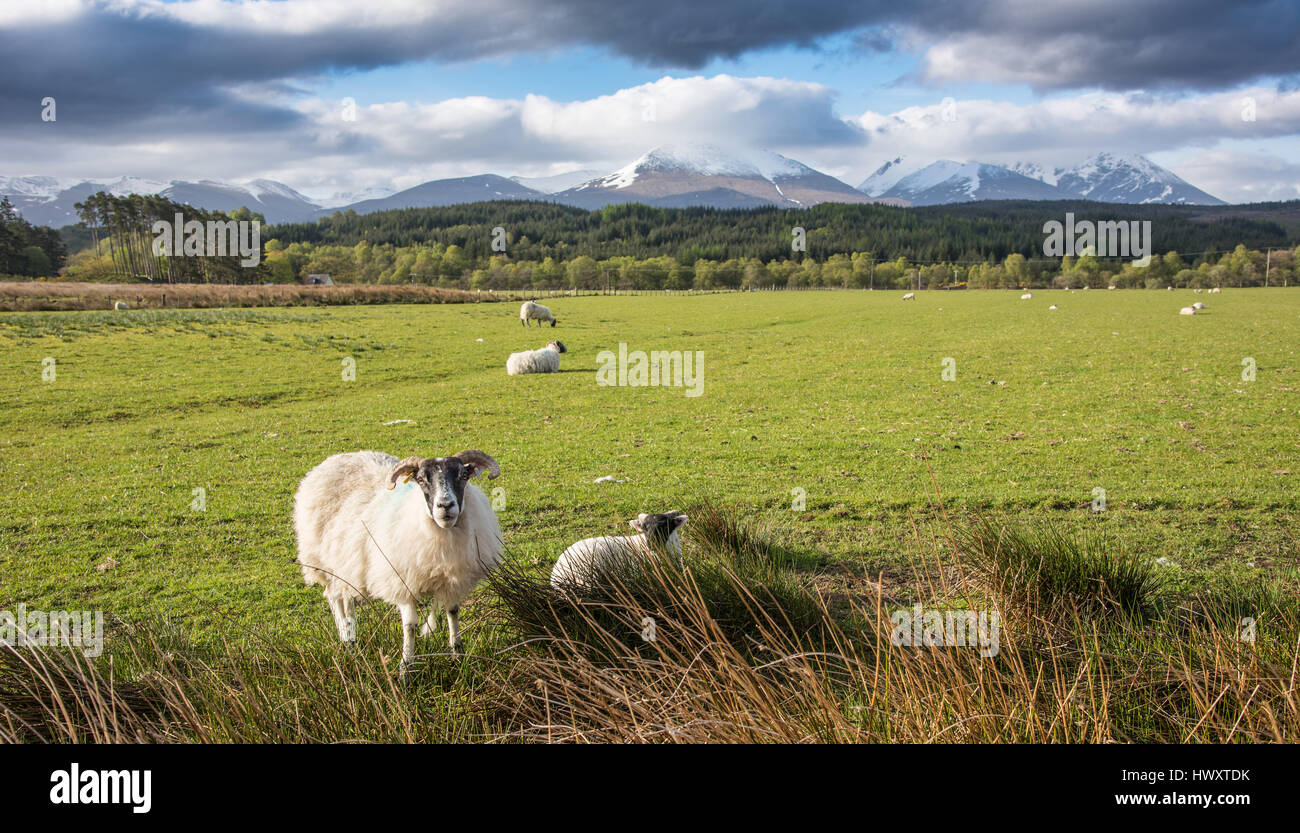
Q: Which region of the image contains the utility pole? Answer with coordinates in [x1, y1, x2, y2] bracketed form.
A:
[1265, 247, 1272, 287]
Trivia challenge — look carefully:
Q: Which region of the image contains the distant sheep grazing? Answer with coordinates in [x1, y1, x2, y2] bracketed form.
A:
[1179, 306, 1197, 315]
[507, 340, 566, 375]
[551, 511, 689, 590]
[1020, 292, 1033, 300]
[293, 449, 503, 677]
[520, 300, 556, 327]
[901, 292, 915, 301]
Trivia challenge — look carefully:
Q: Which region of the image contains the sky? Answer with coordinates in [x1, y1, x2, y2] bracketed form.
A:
[1, 0, 1299, 203]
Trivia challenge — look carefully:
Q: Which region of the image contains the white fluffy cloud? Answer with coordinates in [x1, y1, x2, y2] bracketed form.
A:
[2, 71, 1298, 204]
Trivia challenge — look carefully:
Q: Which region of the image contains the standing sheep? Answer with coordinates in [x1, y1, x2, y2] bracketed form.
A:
[551, 511, 689, 590]
[293, 449, 503, 675]
[520, 300, 557, 327]
[507, 340, 566, 375]
[901, 292, 916, 301]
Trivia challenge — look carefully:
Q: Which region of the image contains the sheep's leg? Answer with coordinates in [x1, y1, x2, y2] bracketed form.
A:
[447, 606, 462, 655]
[398, 602, 419, 678]
[327, 595, 352, 642]
[342, 596, 356, 643]
[420, 608, 439, 637]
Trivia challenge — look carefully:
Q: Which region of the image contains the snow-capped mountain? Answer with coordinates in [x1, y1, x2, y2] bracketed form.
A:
[0, 176, 322, 225]
[509, 170, 602, 194]
[553, 143, 886, 209]
[858, 152, 1223, 206]
[1052, 152, 1224, 205]
[866, 160, 1071, 206]
[857, 157, 932, 197]
[161, 179, 321, 223]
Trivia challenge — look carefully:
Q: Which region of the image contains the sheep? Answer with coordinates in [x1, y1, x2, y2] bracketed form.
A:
[1179, 306, 1197, 315]
[1209, 287, 1222, 294]
[1108, 285, 1117, 290]
[520, 300, 557, 327]
[113, 300, 129, 310]
[293, 449, 502, 676]
[551, 511, 689, 590]
[902, 292, 916, 301]
[506, 340, 566, 375]
[1192, 301, 1206, 310]
[1048, 304, 1058, 310]
[1020, 292, 1033, 300]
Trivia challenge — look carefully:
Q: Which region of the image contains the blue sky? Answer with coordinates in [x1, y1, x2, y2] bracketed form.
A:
[1, 0, 1298, 203]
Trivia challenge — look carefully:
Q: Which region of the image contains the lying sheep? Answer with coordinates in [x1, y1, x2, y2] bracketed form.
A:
[1179, 306, 1197, 315]
[507, 340, 566, 375]
[520, 300, 557, 327]
[1193, 301, 1206, 310]
[293, 449, 503, 676]
[1020, 292, 1033, 300]
[551, 511, 689, 590]
[113, 301, 129, 310]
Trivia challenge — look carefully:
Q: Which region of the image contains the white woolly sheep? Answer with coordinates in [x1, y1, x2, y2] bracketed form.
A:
[1020, 292, 1033, 300]
[1209, 287, 1222, 294]
[1179, 306, 1197, 315]
[551, 512, 689, 590]
[1192, 301, 1206, 310]
[520, 300, 557, 327]
[1108, 285, 1117, 290]
[1048, 304, 1058, 310]
[113, 301, 129, 310]
[902, 292, 915, 300]
[506, 340, 566, 375]
[293, 449, 502, 676]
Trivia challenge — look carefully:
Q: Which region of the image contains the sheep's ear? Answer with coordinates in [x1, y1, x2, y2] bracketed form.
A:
[629, 515, 647, 532]
[453, 449, 500, 480]
[668, 513, 689, 530]
[387, 457, 424, 489]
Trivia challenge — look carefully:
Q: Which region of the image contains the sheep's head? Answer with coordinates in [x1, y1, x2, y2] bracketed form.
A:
[387, 450, 500, 529]
[550, 317, 557, 327]
[548, 341, 567, 354]
[630, 511, 689, 553]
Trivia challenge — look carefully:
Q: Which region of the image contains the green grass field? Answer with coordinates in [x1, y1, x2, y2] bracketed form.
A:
[2, 289, 1298, 638]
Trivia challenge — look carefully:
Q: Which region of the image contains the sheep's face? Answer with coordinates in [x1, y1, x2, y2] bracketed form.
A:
[411, 458, 475, 528]
[387, 451, 501, 529]
[630, 511, 689, 554]
[548, 341, 567, 354]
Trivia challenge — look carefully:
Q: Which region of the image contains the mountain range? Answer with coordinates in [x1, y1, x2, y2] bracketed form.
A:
[1, 146, 1225, 227]
[860, 152, 1224, 206]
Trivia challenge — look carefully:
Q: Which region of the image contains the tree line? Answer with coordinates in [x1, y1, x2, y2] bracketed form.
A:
[44, 193, 1300, 289]
[266, 199, 1298, 266]
[70, 192, 262, 283]
[0, 197, 67, 277]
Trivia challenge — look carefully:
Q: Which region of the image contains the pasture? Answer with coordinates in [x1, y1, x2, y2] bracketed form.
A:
[1, 289, 1298, 742]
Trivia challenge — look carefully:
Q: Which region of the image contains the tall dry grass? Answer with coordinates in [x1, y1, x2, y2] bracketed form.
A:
[0, 281, 510, 312]
[1, 510, 1296, 744]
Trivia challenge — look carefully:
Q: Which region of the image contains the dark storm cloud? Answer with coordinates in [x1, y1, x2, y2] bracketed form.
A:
[1, 0, 1297, 138]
